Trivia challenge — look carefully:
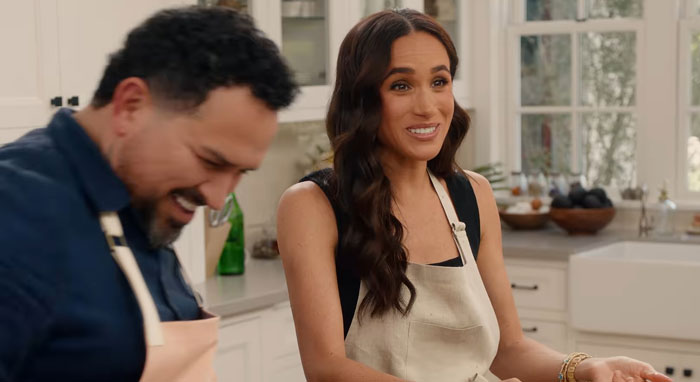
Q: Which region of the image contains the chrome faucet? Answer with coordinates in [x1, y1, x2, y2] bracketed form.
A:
[638, 184, 653, 237]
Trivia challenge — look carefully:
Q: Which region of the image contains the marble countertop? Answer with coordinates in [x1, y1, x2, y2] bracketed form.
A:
[195, 258, 289, 317]
[196, 228, 700, 316]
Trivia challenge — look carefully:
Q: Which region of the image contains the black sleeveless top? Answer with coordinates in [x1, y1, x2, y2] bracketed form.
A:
[300, 168, 481, 338]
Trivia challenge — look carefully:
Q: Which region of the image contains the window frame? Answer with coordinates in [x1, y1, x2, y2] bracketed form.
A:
[507, 1, 644, 191]
[677, 16, 700, 200]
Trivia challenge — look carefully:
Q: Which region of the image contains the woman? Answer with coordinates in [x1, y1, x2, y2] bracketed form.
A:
[277, 9, 671, 382]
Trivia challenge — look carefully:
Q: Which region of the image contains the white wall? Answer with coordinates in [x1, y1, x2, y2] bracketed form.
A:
[468, 0, 509, 169]
[235, 120, 326, 244]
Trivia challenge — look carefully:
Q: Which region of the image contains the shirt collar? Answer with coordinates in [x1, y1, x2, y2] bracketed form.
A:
[48, 108, 131, 212]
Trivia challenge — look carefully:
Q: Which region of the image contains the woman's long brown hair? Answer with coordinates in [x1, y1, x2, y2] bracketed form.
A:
[326, 9, 471, 318]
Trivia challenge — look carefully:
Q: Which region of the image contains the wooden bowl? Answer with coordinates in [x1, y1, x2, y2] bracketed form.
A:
[549, 207, 616, 235]
[498, 210, 550, 230]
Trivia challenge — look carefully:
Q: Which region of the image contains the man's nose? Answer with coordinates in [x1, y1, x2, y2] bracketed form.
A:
[199, 172, 242, 210]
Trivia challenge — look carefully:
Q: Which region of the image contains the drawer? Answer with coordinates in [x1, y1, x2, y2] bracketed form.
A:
[520, 319, 568, 353]
[505, 264, 566, 312]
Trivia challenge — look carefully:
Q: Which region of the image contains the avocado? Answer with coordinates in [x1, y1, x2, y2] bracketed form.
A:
[582, 194, 603, 208]
[568, 186, 587, 206]
[551, 194, 574, 208]
[589, 187, 607, 201]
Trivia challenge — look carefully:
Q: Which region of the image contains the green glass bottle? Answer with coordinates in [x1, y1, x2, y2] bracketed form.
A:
[217, 193, 245, 275]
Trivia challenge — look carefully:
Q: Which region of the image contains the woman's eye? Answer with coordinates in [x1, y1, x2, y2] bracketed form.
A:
[432, 78, 448, 87]
[390, 82, 410, 91]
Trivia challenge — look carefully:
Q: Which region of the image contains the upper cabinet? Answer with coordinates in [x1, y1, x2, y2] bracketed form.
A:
[0, 1, 60, 139]
[0, 0, 194, 144]
[0, 0, 472, 141]
[423, 0, 471, 109]
[209, 0, 472, 122]
[56, 0, 196, 118]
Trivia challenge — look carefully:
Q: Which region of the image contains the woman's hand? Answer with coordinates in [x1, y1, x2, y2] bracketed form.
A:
[576, 356, 673, 382]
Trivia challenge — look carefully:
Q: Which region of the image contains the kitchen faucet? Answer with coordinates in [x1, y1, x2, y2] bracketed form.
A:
[638, 184, 653, 237]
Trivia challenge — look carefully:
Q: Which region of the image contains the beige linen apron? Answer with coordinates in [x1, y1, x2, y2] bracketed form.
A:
[99, 212, 219, 382]
[344, 171, 501, 382]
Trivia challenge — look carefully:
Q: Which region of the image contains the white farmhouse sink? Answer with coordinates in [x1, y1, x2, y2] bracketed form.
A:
[569, 241, 700, 341]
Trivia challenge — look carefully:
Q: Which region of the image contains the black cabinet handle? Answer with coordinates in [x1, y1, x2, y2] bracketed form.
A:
[67, 96, 79, 107]
[522, 326, 538, 333]
[683, 369, 692, 378]
[50, 96, 62, 107]
[511, 283, 539, 291]
[665, 367, 674, 376]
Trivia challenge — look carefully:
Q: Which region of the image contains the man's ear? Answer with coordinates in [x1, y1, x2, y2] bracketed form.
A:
[111, 77, 153, 137]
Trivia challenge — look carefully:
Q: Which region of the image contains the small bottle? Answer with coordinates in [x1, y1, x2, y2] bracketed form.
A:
[554, 173, 569, 196]
[655, 181, 677, 236]
[218, 193, 245, 275]
[569, 172, 588, 190]
[536, 172, 548, 196]
[510, 171, 523, 196]
[527, 173, 542, 197]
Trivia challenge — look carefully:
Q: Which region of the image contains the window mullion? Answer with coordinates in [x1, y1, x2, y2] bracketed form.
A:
[571, 30, 581, 175]
[578, 0, 586, 20]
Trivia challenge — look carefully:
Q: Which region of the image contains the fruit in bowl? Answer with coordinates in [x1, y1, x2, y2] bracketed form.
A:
[498, 200, 550, 230]
[549, 186, 615, 235]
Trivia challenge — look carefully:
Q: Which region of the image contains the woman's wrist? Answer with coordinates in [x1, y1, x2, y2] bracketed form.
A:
[573, 356, 600, 382]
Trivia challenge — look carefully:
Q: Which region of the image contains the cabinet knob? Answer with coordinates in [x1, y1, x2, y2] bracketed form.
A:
[522, 326, 538, 333]
[67, 96, 79, 107]
[665, 367, 674, 376]
[50, 96, 63, 107]
[683, 369, 692, 378]
[511, 283, 539, 291]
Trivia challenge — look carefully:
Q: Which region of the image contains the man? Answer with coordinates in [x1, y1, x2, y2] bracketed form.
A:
[0, 6, 297, 381]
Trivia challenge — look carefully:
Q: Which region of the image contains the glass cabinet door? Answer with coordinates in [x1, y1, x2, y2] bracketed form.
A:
[363, 0, 406, 17]
[423, 0, 458, 51]
[199, 0, 249, 14]
[423, 0, 460, 77]
[281, 0, 329, 86]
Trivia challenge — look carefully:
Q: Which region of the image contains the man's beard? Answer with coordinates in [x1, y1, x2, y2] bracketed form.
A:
[131, 197, 185, 249]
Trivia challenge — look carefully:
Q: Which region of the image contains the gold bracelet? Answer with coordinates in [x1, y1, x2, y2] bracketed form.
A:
[558, 352, 590, 382]
[558, 354, 574, 382]
[565, 352, 592, 382]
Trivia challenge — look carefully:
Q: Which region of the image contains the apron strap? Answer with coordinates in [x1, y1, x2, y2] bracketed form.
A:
[99, 212, 165, 347]
[427, 170, 470, 264]
[168, 245, 205, 307]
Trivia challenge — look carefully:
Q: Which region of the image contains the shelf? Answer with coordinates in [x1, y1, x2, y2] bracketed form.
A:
[282, 15, 325, 20]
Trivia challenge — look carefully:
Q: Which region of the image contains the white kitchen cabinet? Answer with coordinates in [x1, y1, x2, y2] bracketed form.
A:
[506, 261, 567, 312]
[505, 258, 570, 352]
[506, 255, 700, 372]
[215, 301, 305, 382]
[56, 0, 194, 112]
[0, 0, 60, 135]
[261, 301, 306, 382]
[216, 311, 264, 382]
[0, 0, 192, 141]
[519, 318, 568, 353]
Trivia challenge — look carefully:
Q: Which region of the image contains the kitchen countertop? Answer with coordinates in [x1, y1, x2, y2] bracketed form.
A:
[502, 227, 700, 261]
[195, 258, 289, 317]
[196, 228, 700, 317]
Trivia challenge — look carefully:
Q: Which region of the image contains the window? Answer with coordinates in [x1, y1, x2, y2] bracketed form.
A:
[509, 0, 643, 189]
[679, 1, 700, 196]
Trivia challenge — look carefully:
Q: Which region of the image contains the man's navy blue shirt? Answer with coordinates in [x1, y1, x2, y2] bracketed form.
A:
[0, 109, 200, 381]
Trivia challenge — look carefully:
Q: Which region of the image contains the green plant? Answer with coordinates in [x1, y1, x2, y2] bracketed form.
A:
[471, 162, 508, 191]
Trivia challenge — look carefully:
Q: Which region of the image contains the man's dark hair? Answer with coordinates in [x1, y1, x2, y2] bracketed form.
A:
[92, 6, 298, 111]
